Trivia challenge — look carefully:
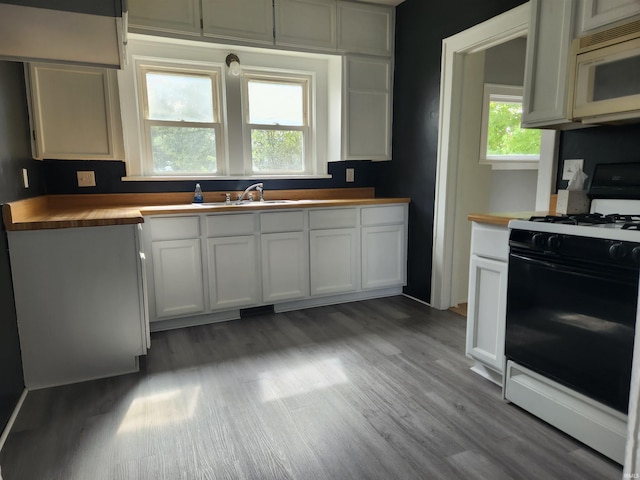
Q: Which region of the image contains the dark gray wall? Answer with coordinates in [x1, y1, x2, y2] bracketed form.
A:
[557, 124, 640, 191]
[0, 61, 44, 432]
[377, 0, 528, 302]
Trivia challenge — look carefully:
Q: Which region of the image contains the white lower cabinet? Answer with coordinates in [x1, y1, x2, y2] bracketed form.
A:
[8, 225, 147, 389]
[466, 256, 508, 374]
[151, 238, 205, 318]
[261, 232, 309, 302]
[362, 225, 406, 289]
[144, 203, 408, 329]
[310, 228, 358, 296]
[207, 236, 259, 309]
[465, 222, 510, 385]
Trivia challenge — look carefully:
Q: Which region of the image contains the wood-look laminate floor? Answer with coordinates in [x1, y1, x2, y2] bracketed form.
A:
[0, 296, 622, 480]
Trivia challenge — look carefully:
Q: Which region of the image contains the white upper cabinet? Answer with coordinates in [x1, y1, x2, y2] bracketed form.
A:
[26, 63, 124, 160]
[337, 1, 394, 56]
[343, 56, 392, 160]
[0, 3, 125, 68]
[202, 0, 274, 45]
[522, 0, 577, 129]
[577, 0, 640, 34]
[275, 0, 337, 51]
[129, 0, 201, 36]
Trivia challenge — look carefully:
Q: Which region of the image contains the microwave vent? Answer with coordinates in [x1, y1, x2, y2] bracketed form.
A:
[579, 19, 640, 49]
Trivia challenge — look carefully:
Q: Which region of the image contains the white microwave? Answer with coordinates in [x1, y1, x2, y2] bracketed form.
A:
[571, 19, 640, 124]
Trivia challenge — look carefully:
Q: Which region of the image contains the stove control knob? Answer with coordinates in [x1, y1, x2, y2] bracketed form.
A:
[532, 233, 546, 248]
[547, 235, 561, 250]
[632, 246, 640, 264]
[609, 243, 627, 260]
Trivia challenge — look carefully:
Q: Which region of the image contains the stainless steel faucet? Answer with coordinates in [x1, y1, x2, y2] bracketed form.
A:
[237, 182, 264, 203]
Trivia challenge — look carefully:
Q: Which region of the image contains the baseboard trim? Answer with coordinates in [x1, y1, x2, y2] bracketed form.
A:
[150, 309, 241, 332]
[274, 287, 403, 313]
[0, 388, 28, 453]
[402, 293, 432, 307]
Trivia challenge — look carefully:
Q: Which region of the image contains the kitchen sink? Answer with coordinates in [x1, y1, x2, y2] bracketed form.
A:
[192, 199, 298, 207]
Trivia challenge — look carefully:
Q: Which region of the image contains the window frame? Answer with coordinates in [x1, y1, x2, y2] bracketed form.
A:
[479, 83, 540, 169]
[241, 72, 313, 175]
[137, 62, 224, 176]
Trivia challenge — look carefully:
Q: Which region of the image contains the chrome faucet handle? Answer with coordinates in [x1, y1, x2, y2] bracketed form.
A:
[257, 185, 264, 202]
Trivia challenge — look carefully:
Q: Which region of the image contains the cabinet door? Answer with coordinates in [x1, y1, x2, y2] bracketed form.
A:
[361, 224, 406, 289]
[275, 0, 336, 52]
[202, 0, 274, 45]
[343, 56, 392, 160]
[466, 255, 507, 373]
[261, 232, 309, 302]
[151, 239, 205, 319]
[577, 0, 640, 34]
[310, 228, 358, 296]
[128, 0, 201, 35]
[207, 236, 259, 310]
[27, 63, 123, 160]
[522, 0, 576, 128]
[337, 1, 393, 56]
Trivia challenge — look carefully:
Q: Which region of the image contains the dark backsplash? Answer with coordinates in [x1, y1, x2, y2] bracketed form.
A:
[557, 123, 640, 191]
[42, 159, 380, 195]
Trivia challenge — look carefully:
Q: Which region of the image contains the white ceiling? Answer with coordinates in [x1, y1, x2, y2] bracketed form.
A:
[355, 0, 405, 6]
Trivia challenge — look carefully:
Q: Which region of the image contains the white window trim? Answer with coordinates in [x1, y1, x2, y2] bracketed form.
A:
[241, 72, 313, 175]
[118, 34, 337, 179]
[479, 83, 540, 170]
[138, 64, 224, 176]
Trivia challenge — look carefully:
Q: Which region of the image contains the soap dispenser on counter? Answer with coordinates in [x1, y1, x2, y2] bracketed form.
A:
[193, 183, 204, 203]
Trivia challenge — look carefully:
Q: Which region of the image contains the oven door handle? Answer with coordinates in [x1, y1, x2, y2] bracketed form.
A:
[509, 252, 638, 284]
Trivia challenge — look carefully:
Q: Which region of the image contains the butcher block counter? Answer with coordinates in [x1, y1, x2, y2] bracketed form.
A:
[2, 188, 410, 231]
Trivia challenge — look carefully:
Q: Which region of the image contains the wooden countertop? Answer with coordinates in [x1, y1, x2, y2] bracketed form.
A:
[467, 212, 538, 226]
[2, 188, 410, 231]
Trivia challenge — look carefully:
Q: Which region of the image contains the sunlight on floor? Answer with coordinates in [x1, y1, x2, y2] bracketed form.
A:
[117, 385, 201, 434]
[259, 357, 348, 402]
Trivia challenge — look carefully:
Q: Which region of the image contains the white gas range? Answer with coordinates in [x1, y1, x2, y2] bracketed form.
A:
[504, 163, 640, 465]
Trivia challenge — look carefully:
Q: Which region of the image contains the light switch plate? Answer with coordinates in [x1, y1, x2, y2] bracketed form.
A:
[22, 168, 29, 188]
[346, 168, 355, 183]
[77, 171, 96, 187]
[562, 159, 584, 181]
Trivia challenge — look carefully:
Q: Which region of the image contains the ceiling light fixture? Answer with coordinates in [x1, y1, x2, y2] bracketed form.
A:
[225, 53, 241, 77]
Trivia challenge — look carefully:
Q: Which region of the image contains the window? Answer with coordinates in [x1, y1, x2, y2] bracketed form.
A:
[140, 67, 221, 175]
[243, 75, 310, 174]
[118, 37, 338, 179]
[480, 84, 541, 169]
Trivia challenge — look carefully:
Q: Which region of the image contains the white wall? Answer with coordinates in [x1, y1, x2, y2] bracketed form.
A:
[489, 170, 538, 212]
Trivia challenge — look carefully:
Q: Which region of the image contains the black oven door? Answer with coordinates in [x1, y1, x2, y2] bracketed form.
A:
[505, 248, 638, 414]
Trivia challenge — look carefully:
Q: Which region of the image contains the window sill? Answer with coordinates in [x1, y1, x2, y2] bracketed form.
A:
[122, 174, 333, 182]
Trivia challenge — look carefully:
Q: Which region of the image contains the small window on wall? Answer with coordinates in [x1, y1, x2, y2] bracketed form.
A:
[480, 83, 541, 169]
[140, 67, 222, 175]
[243, 75, 311, 174]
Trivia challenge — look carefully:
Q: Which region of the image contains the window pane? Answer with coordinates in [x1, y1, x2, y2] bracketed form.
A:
[248, 81, 304, 126]
[487, 100, 541, 156]
[150, 126, 216, 173]
[146, 73, 214, 122]
[251, 129, 303, 172]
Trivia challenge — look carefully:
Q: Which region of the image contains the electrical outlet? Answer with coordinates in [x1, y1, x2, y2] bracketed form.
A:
[346, 168, 355, 183]
[562, 159, 584, 181]
[22, 168, 29, 188]
[77, 171, 96, 187]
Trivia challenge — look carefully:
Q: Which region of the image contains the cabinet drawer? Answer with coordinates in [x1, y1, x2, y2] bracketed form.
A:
[361, 205, 405, 226]
[470, 222, 509, 261]
[206, 214, 255, 237]
[260, 211, 305, 233]
[309, 208, 357, 229]
[149, 216, 200, 241]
